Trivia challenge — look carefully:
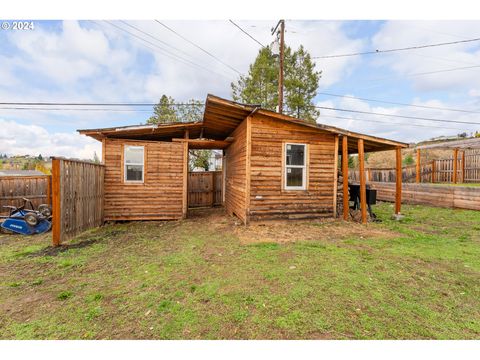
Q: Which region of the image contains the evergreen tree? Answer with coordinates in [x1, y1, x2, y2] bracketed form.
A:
[177, 99, 204, 123]
[93, 151, 100, 164]
[231, 44, 321, 123]
[147, 95, 178, 124]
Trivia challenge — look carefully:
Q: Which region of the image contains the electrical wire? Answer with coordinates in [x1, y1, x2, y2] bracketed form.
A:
[98, 21, 231, 80]
[313, 37, 480, 59]
[155, 20, 242, 75]
[318, 92, 480, 114]
[228, 20, 265, 48]
[315, 105, 480, 125]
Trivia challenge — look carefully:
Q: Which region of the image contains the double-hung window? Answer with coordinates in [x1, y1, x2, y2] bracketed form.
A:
[284, 143, 307, 190]
[124, 145, 144, 183]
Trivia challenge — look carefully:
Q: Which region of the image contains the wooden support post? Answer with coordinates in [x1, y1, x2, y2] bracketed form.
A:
[332, 135, 339, 217]
[395, 147, 402, 215]
[358, 139, 367, 224]
[245, 116, 252, 224]
[431, 160, 436, 183]
[182, 142, 188, 219]
[453, 148, 458, 184]
[342, 136, 349, 221]
[51, 158, 61, 247]
[461, 150, 465, 183]
[416, 149, 421, 183]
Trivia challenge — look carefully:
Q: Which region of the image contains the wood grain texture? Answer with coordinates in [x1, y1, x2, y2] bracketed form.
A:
[104, 138, 185, 220]
[224, 118, 248, 223]
[0, 175, 51, 215]
[358, 139, 367, 224]
[342, 136, 349, 220]
[247, 113, 336, 221]
[395, 147, 402, 214]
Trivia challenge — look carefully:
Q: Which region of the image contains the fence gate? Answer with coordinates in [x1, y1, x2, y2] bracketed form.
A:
[188, 171, 222, 208]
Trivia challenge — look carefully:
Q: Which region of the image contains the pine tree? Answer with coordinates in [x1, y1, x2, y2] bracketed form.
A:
[231, 44, 321, 124]
[93, 151, 100, 164]
[177, 99, 204, 123]
[147, 95, 178, 124]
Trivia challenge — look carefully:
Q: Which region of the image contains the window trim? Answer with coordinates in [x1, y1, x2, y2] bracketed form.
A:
[124, 145, 145, 183]
[284, 142, 307, 190]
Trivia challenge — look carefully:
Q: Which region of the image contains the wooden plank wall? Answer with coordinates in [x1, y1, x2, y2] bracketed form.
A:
[224, 118, 248, 222]
[248, 113, 336, 221]
[368, 182, 480, 211]
[188, 171, 222, 207]
[103, 138, 185, 220]
[0, 175, 51, 215]
[51, 158, 104, 246]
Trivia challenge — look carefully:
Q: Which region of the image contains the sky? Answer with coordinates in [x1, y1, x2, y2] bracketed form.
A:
[1, 19, 480, 159]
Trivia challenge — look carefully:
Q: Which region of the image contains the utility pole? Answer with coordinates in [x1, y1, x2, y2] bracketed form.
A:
[272, 19, 285, 114]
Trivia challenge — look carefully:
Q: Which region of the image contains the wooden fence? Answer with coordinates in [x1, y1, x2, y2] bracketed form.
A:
[52, 158, 105, 246]
[350, 151, 480, 184]
[0, 175, 51, 215]
[369, 182, 480, 211]
[188, 171, 222, 208]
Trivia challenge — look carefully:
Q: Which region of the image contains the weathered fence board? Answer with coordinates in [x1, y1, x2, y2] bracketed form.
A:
[188, 171, 222, 208]
[0, 175, 51, 215]
[369, 182, 480, 211]
[350, 150, 480, 184]
[52, 158, 104, 246]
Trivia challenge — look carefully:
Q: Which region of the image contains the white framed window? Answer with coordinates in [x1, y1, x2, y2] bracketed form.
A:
[124, 145, 144, 183]
[284, 143, 307, 190]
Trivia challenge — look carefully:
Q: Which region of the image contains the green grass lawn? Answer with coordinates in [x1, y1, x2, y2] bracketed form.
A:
[0, 203, 479, 339]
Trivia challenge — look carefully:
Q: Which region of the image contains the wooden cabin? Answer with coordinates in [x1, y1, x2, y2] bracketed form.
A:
[79, 95, 408, 224]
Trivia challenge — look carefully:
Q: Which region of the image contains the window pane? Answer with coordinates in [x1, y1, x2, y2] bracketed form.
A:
[126, 165, 143, 181]
[286, 144, 305, 166]
[125, 146, 144, 164]
[286, 167, 303, 187]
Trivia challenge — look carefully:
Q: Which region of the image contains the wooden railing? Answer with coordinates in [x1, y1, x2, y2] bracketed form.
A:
[52, 158, 105, 246]
[349, 151, 480, 184]
[0, 175, 51, 215]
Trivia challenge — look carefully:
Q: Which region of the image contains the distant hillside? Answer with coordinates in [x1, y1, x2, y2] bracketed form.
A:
[0, 155, 51, 174]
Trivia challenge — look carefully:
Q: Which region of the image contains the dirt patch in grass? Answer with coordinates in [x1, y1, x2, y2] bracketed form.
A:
[28, 239, 98, 257]
[235, 218, 397, 245]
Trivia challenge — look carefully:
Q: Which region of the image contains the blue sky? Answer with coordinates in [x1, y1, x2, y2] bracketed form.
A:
[1, 20, 480, 158]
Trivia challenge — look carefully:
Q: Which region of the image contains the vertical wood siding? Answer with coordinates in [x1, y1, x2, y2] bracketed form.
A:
[103, 138, 185, 220]
[248, 114, 336, 220]
[224, 119, 248, 222]
[0, 175, 51, 215]
[51, 158, 104, 246]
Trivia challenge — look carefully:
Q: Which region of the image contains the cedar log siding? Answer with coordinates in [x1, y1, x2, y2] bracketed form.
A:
[103, 138, 185, 220]
[248, 114, 336, 221]
[224, 118, 248, 223]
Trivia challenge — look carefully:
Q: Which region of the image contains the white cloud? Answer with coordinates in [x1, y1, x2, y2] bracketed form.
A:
[0, 119, 101, 159]
[370, 20, 480, 91]
[316, 95, 479, 143]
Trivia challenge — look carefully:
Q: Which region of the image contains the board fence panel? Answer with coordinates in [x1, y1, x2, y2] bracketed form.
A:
[188, 171, 222, 208]
[52, 157, 104, 246]
[0, 175, 51, 215]
[369, 182, 480, 211]
[350, 150, 480, 184]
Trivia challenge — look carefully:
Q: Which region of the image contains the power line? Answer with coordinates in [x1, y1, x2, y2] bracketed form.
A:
[318, 92, 480, 114]
[0, 102, 205, 106]
[0, 107, 153, 112]
[315, 105, 480, 125]
[155, 20, 242, 75]
[98, 21, 230, 80]
[313, 37, 480, 59]
[228, 20, 265, 48]
[320, 114, 466, 131]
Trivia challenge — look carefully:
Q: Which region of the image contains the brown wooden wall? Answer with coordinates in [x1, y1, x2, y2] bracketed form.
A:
[224, 118, 248, 222]
[103, 138, 185, 220]
[247, 114, 337, 221]
[0, 175, 51, 215]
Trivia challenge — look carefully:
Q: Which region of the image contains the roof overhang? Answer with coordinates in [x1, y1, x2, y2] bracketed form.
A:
[78, 94, 408, 153]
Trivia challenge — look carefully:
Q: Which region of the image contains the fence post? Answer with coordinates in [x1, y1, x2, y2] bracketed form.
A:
[416, 149, 421, 183]
[51, 158, 62, 247]
[431, 160, 435, 183]
[461, 150, 465, 183]
[453, 148, 458, 184]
